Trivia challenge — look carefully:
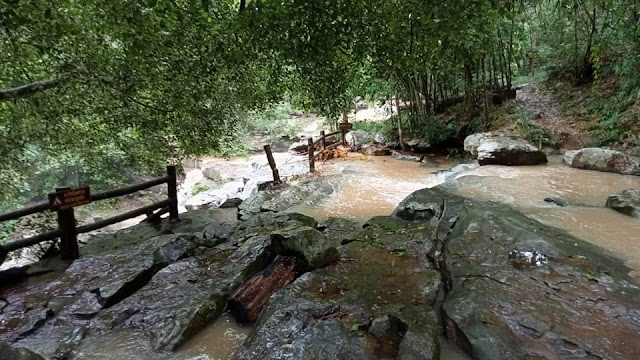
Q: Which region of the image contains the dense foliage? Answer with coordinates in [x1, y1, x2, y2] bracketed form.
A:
[1, 0, 638, 205]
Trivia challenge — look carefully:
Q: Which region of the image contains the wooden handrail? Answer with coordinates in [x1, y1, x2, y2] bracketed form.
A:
[0, 201, 50, 223]
[2, 229, 64, 252]
[91, 176, 170, 202]
[0, 166, 179, 260]
[312, 130, 341, 147]
[77, 199, 170, 234]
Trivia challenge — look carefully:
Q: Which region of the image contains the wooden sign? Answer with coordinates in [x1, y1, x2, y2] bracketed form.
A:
[339, 122, 353, 130]
[48, 187, 91, 211]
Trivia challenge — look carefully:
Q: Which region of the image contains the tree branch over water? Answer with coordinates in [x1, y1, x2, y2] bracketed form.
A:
[0, 77, 63, 101]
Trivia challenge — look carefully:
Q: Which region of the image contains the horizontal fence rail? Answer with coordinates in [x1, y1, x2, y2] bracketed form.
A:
[0, 165, 179, 260]
[308, 124, 352, 172]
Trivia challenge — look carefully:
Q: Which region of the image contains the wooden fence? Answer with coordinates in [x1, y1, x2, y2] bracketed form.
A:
[308, 128, 350, 172]
[0, 166, 179, 260]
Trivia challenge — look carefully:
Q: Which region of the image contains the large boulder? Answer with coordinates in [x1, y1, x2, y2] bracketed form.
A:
[373, 132, 390, 145]
[238, 176, 337, 219]
[606, 189, 640, 218]
[563, 148, 640, 175]
[464, 131, 511, 157]
[464, 132, 547, 166]
[394, 187, 640, 360]
[345, 129, 372, 149]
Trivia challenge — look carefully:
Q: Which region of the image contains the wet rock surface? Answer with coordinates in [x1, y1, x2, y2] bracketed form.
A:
[361, 144, 392, 156]
[234, 238, 441, 359]
[3, 179, 640, 360]
[391, 150, 423, 162]
[0, 342, 44, 360]
[606, 189, 640, 218]
[464, 132, 547, 166]
[238, 176, 338, 219]
[564, 147, 640, 175]
[0, 209, 339, 358]
[319, 217, 362, 244]
[395, 187, 640, 360]
[185, 180, 245, 210]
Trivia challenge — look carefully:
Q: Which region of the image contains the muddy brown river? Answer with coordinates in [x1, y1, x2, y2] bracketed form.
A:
[173, 153, 639, 359]
[10, 153, 639, 359]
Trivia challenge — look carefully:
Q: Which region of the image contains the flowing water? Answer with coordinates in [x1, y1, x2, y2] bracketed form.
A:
[293, 155, 640, 278]
[440, 156, 640, 277]
[177, 154, 639, 359]
[290, 154, 455, 222]
[11, 153, 640, 359]
[72, 313, 250, 360]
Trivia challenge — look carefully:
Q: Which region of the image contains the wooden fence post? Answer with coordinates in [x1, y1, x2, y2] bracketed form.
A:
[308, 138, 315, 173]
[263, 145, 281, 183]
[166, 165, 180, 222]
[320, 131, 326, 149]
[55, 187, 79, 260]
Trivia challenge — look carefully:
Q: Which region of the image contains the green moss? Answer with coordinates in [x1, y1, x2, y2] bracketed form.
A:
[191, 182, 212, 196]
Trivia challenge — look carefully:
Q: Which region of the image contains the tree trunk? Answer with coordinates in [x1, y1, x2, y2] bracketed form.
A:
[396, 95, 406, 151]
[507, 0, 515, 89]
[228, 255, 299, 325]
[482, 58, 490, 123]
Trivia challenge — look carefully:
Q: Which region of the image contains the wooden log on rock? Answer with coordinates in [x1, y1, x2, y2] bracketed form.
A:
[228, 255, 299, 325]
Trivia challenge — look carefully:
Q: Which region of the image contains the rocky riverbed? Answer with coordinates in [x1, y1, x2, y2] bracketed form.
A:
[2, 173, 639, 359]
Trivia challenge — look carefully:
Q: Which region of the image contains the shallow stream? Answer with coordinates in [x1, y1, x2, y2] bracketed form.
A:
[13, 152, 639, 360]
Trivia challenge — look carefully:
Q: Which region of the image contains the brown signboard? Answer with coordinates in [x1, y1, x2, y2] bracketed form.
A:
[339, 122, 353, 130]
[48, 187, 91, 211]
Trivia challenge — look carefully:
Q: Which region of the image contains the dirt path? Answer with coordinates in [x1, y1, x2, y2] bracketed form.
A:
[516, 84, 591, 149]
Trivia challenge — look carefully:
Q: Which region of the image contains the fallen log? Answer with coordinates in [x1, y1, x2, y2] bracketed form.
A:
[228, 255, 299, 325]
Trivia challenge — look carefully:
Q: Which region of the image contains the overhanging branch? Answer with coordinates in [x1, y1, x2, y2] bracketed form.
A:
[0, 77, 64, 101]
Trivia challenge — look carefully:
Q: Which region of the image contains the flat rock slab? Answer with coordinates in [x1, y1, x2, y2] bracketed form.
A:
[1, 234, 200, 358]
[233, 241, 441, 360]
[564, 148, 640, 175]
[395, 187, 640, 360]
[320, 217, 362, 244]
[85, 214, 338, 352]
[238, 177, 337, 219]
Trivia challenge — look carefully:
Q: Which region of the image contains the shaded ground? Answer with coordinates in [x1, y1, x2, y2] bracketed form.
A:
[515, 85, 591, 150]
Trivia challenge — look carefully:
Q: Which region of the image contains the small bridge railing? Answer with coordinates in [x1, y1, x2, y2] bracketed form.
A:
[0, 166, 179, 260]
[262, 125, 351, 182]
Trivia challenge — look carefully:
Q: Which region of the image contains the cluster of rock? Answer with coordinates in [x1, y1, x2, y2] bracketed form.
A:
[561, 148, 640, 217]
[3, 177, 639, 359]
